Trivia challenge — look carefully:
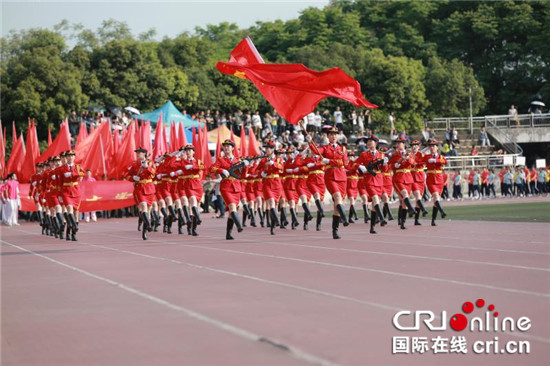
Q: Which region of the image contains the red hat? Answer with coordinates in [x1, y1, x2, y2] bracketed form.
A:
[134, 147, 148, 154]
[323, 125, 339, 134]
[394, 137, 407, 144]
[264, 141, 276, 149]
[286, 146, 296, 154]
[379, 146, 389, 152]
[183, 144, 195, 150]
[411, 140, 421, 145]
[366, 134, 379, 142]
[428, 139, 440, 146]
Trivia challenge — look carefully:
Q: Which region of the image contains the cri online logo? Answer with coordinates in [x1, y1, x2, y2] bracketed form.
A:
[393, 298, 531, 332]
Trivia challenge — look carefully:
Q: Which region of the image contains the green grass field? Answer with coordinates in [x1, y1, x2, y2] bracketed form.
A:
[435, 201, 550, 223]
[310, 201, 550, 223]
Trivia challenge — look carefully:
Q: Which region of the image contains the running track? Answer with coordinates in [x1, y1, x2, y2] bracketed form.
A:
[2, 208, 549, 365]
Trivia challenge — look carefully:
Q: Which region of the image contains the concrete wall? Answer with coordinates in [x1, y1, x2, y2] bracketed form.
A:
[496, 127, 550, 143]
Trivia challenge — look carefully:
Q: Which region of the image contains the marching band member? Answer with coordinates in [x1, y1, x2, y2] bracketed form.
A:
[421, 139, 448, 226]
[389, 137, 417, 229]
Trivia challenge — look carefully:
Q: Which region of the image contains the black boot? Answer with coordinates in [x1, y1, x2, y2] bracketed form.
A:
[362, 204, 370, 223]
[435, 200, 447, 218]
[370, 210, 377, 234]
[348, 206, 355, 224]
[68, 213, 78, 232]
[400, 207, 407, 230]
[315, 199, 325, 218]
[56, 213, 65, 240]
[384, 202, 394, 221]
[191, 215, 199, 236]
[183, 206, 191, 225]
[139, 213, 147, 240]
[192, 206, 202, 225]
[336, 204, 349, 226]
[332, 215, 341, 239]
[226, 218, 234, 240]
[248, 205, 256, 227]
[417, 199, 428, 217]
[397, 206, 403, 226]
[138, 214, 143, 232]
[302, 202, 313, 221]
[265, 209, 270, 228]
[152, 211, 160, 232]
[166, 214, 174, 234]
[231, 211, 243, 232]
[316, 211, 323, 231]
[269, 208, 280, 228]
[431, 206, 438, 226]
[290, 207, 299, 229]
[414, 207, 422, 225]
[242, 206, 248, 227]
[174, 208, 182, 234]
[142, 212, 151, 240]
[257, 208, 265, 228]
[168, 205, 177, 223]
[66, 223, 72, 241]
[374, 204, 387, 226]
[280, 207, 288, 229]
[403, 198, 416, 217]
[52, 216, 59, 238]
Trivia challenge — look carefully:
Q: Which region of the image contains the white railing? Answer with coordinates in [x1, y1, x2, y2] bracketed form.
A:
[443, 154, 521, 171]
[426, 113, 550, 132]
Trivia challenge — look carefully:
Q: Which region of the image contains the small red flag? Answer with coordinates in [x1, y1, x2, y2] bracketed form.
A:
[248, 126, 261, 156]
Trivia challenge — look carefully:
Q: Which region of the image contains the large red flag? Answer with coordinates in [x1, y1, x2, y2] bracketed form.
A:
[110, 129, 121, 178]
[216, 37, 378, 124]
[215, 128, 222, 161]
[19, 123, 40, 182]
[169, 122, 178, 152]
[81, 122, 112, 179]
[5, 134, 25, 177]
[178, 122, 187, 147]
[76, 122, 88, 148]
[89, 124, 95, 136]
[47, 125, 53, 145]
[39, 122, 71, 162]
[152, 118, 167, 159]
[140, 121, 152, 154]
[116, 120, 137, 178]
[192, 127, 199, 151]
[239, 125, 247, 157]
[248, 126, 261, 156]
[201, 123, 212, 171]
[135, 119, 141, 148]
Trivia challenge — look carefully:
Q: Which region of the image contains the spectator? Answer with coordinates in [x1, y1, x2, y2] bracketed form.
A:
[350, 110, 357, 134]
[68, 110, 79, 136]
[333, 106, 343, 131]
[388, 111, 396, 131]
[337, 130, 347, 145]
[452, 170, 462, 200]
[252, 110, 262, 137]
[364, 109, 372, 129]
[82, 170, 98, 222]
[1, 173, 20, 226]
[451, 126, 460, 145]
[421, 126, 431, 144]
[503, 168, 514, 197]
[220, 112, 227, 126]
[441, 142, 451, 156]
[313, 111, 322, 135]
[277, 114, 287, 136]
[470, 145, 478, 156]
[537, 168, 548, 194]
[487, 169, 496, 197]
[508, 104, 519, 126]
[472, 169, 481, 199]
[322, 109, 332, 125]
[233, 110, 243, 135]
[479, 127, 490, 146]
[305, 112, 315, 134]
[213, 110, 221, 127]
[357, 111, 365, 136]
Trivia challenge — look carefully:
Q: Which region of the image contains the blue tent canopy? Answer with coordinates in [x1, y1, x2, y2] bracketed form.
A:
[138, 101, 200, 128]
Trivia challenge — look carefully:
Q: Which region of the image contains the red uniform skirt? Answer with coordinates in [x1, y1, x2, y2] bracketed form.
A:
[346, 177, 359, 199]
[134, 192, 155, 205]
[159, 181, 174, 200]
[283, 178, 300, 202]
[263, 177, 283, 200]
[358, 179, 368, 196]
[46, 192, 61, 207]
[325, 178, 347, 198]
[307, 174, 326, 199]
[411, 181, 425, 192]
[296, 177, 311, 199]
[253, 180, 264, 199]
[411, 171, 425, 192]
[61, 193, 81, 210]
[426, 173, 445, 194]
[220, 180, 241, 206]
[184, 178, 204, 199]
[245, 181, 256, 201]
[154, 183, 163, 201]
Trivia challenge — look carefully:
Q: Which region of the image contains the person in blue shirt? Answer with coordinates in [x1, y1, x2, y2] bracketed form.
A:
[537, 168, 547, 194]
[472, 170, 481, 199]
[487, 169, 496, 197]
[503, 170, 514, 197]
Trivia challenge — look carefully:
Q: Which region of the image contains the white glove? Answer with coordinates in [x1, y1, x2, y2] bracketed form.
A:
[305, 135, 312, 142]
[428, 158, 436, 163]
[156, 174, 164, 179]
[51, 175, 56, 180]
[242, 160, 250, 167]
[286, 169, 294, 173]
[32, 181, 37, 186]
[133, 175, 140, 181]
[267, 160, 274, 165]
[184, 165, 193, 170]
[141, 161, 148, 168]
[322, 158, 330, 164]
[261, 172, 267, 178]
[383, 157, 389, 164]
[358, 165, 367, 173]
[306, 163, 315, 168]
[59, 197, 63, 203]
[64, 172, 72, 178]
[169, 171, 176, 177]
[41, 198, 46, 203]
[293, 168, 300, 173]
[176, 169, 183, 175]
[394, 163, 400, 168]
[221, 169, 230, 178]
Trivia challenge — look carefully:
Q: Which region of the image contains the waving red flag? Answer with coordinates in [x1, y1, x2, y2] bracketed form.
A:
[169, 122, 178, 152]
[116, 121, 137, 179]
[20, 123, 40, 182]
[76, 122, 88, 147]
[0, 122, 5, 178]
[239, 125, 247, 157]
[216, 37, 378, 124]
[89, 124, 95, 136]
[248, 126, 261, 156]
[12, 122, 17, 147]
[140, 121, 152, 153]
[178, 122, 187, 147]
[153, 118, 167, 159]
[6, 134, 25, 177]
[229, 128, 239, 158]
[201, 123, 212, 171]
[82, 122, 112, 179]
[39, 122, 71, 162]
[215, 128, 222, 161]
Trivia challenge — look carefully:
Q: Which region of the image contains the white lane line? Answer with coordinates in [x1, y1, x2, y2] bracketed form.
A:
[87, 231, 550, 298]
[0, 240, 343, 366]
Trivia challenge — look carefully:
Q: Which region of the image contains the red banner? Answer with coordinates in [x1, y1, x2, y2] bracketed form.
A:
[20, 181, 136, 212]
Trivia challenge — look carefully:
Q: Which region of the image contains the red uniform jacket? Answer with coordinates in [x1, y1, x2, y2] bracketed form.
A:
[315, 143, 348, 182]
[389, 150, 415, 184]
[355, 150, 385, 187]
[210, 156, 243, 193]
[126, 160, 156, 195]
[58, 164, 85, 197]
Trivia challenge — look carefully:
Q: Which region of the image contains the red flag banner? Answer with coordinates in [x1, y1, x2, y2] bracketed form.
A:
[216, 37, 378, 124]
[248, 126, 261, 156]
[39, 122, 71, 162]
[19, 181, 136, 212]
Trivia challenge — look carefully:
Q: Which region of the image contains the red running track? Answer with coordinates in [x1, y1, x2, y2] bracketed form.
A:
[1, 212, 549, 366]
